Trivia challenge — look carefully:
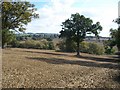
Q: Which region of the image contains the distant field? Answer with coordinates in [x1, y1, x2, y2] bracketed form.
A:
[2, 48, 120, 88]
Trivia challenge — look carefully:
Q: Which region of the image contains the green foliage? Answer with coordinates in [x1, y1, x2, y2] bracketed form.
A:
[79, 42, 105, 55]
[59, 13, 102, 55]
[46, 38, 52, 41]
[103, 40, 116, 55]
[79, 42, 89, 53]
[112, 17, 120, 52]
[65, 39, 76, 52]
[2, 30, 16, 48]
[57, 40, 105, 55]
[23, 40, 36, 48]
[104, 46, 115, 55]
[87, 42, 105, 55]
[15, 39, 55, 50]
[2, 2, 39, 31]
[48, 41, 55, 50]
[8, 37, 20, 48]
[56, 41, 66, 52]
[110, 28, 120, 45]
[1, 2, 39, 48]
[57, 40, 76, 52]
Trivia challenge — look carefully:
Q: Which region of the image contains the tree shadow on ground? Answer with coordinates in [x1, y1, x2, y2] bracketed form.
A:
[24, 50, 120, 62]
[75, 55, 120, 63]
[26, 56, 120, 70]
[113, 75, 120, 83]
[24, 50, 72, 56]
[26, 50, 120, 83]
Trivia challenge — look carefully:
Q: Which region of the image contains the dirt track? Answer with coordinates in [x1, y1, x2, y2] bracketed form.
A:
[2, 48, 120, 88]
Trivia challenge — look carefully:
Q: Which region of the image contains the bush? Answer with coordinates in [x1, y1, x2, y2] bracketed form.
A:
[41, 39, 49, 49]
[66, 40, 76, 52]
[79, 42, 105, 55]
[57, 40, 76, 52]
[103, 40, 116, 55]
[80, 42, 89, 53]
[57, 41, 105, 55]
[87, 42, 105, 55]
[13, 39, 55, 50]
[10, 40, 20, 48]
[24, 40, 36, 48]
[104, 46, 116, 55]
[35, 42, 43, 49]
[48, 41, 55, 50]
[56, 41, 66, 52]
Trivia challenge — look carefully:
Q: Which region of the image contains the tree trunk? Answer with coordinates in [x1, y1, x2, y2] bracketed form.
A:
[2, 43, 5, 49]
[76, 30, 80, 56]
[117, 44, 120, 57]
[117, 45, 120, 51]
[77, 41, 80, 56]
[2, 41, 6, 49]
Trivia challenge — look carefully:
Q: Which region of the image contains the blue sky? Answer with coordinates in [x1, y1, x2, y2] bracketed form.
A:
[25, 0, 120, 37]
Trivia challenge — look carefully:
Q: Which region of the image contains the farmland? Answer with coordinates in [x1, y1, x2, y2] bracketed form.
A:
[2, 48, 120, 88]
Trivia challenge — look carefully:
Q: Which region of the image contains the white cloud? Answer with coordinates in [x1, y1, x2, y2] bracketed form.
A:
[26, 0, 119, 37]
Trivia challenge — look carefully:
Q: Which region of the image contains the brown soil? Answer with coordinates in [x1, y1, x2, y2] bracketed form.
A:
[2, 48, 120, 88]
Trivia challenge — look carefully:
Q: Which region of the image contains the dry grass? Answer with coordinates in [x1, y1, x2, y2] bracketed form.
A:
[2, 48, 120, 88]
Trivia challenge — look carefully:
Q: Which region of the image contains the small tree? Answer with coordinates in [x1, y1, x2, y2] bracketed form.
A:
[59, 13, 102, 56]
[103, 40, 116, 54]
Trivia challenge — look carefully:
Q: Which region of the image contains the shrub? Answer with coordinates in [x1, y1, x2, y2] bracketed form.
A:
[87, 42, 105, 55]
[103, 40, 116, 55]
[57, 40, 76, 52]
[57, 41, 105, 55]
[79, 41, 105, 55]
[80, 42, 89, 53]
[24, 40, 36, 48]
[14, 39, 55, 50]
[104, 46, 116, 55]
[46, 38, 52, 41]
[56, 41, 66, 52]
[36, 42, 43, 49]
[10, 40, 20, 48]
[48, 41, 55, 50]
[66, 40, 76, 52]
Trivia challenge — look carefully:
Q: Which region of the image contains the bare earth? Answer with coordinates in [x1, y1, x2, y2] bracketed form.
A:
[2, 48, 120, 88]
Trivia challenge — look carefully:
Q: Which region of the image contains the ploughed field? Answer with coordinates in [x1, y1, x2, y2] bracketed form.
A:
[2, 48, 120, 88]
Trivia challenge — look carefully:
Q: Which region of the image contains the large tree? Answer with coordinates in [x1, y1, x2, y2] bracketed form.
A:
[1, 2, 39, 48]
[110, 28, 120, 51]
[113, 17, 120, 52]
[59, 13, 102, 56]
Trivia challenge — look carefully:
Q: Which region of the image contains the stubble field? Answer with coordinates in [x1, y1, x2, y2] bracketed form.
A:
[2, 48, 120, 88]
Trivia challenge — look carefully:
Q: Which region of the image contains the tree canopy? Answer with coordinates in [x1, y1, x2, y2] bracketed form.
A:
[111, 16, 120, 52]
[59, 13, 102, 56]
[1, 2, 39, 48]
[2, 2, 39, 32]
[110, 28, 120, 51]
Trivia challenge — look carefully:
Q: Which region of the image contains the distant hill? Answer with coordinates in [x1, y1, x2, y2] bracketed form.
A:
[16, 33, 111, 42]
[16, 33, 59, 41]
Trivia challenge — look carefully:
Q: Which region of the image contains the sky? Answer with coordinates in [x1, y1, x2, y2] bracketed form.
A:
[25, 0, 120, 37]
